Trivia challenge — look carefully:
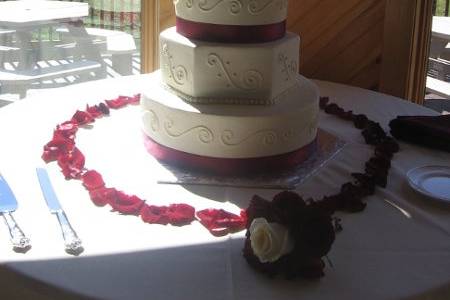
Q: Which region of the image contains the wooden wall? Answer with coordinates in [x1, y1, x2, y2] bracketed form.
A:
[288, 0, 386, 90]
[160, 0, 175, 32]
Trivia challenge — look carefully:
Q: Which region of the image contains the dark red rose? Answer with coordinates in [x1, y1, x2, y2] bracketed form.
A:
[82, 170, 105, 191]
[245, 195, 277, 227]
[353, 114, 369, 129]
[57, 147, 85, 179]
[289, 206, 335, 258]
[319, 97, 329, 109]
[324, 103, 343, 115]
[351, 173, 376, 197]
[272, 191, 307, 225]
[244, 192, 335, 279]
[362, 121, 387, 145]
[71, 110, 95, 126]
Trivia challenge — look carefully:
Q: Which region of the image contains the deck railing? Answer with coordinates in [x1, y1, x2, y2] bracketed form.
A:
[0, 0, 141, 43]
[60, 0, 141, 41]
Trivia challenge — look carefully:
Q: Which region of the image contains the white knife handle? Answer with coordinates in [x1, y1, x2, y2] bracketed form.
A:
[2, 212, 31, 249]
[55, 211, 82, 252]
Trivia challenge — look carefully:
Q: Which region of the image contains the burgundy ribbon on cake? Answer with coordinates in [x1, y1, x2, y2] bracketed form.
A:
[176, 17, 286, 43]
[143, 134, 316, 176]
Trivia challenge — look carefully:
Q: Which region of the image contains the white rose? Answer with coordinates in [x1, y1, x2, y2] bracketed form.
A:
[249, 218, 294, 263]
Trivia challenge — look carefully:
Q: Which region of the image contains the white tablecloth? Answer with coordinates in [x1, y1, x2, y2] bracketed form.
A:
[0, 75, 449, 300]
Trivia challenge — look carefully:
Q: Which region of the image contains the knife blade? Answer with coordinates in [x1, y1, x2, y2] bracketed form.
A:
[0, 173, 31, 250]
[36, 167, 82, 253]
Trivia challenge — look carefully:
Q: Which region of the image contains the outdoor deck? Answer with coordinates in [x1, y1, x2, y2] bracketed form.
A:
[0, 53, 141, 106]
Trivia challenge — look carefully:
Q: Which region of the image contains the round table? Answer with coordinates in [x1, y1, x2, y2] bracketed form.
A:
[0, 75, 449, 300]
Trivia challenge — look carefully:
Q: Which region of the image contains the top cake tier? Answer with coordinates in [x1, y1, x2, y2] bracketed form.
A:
[174, 0, 289, 42]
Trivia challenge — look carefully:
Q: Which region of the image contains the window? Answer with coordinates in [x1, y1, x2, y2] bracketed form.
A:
[425, 0, 450, 113]
[0, 0, 144, 104]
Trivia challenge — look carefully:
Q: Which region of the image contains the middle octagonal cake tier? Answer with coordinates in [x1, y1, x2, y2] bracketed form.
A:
[160, 27, 300, 105]
[141, 71, 319, 161]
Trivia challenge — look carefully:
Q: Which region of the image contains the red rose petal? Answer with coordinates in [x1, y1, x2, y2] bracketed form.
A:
[42, 135, 75, 162]
[105, 97, 127, 109]
[140, 204, 170, 225]
[86, 104, 103, 118]
[196, 209, 246, 236]
[126, 94, 141, 104]
[82, 170, 105, 191]
[109, 191, 144, 215]
[57, 147, 85, 179]
[55, 121, 78, 140]
[167, 204, 196, 226]
[71, 110, 95, 126]
[89, 187, 116, 207]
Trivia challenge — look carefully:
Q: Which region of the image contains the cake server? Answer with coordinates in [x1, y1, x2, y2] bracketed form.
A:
[0, 173, 31, 249]
[36, 167, 82, 253]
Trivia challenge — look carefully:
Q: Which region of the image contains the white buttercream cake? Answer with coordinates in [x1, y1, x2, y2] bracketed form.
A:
[160, 27, 300, 105]
[141, 0, 319, 174]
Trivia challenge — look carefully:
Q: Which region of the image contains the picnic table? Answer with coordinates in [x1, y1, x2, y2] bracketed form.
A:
[430, 16, 450, 58]
[0, 0, 105, 98]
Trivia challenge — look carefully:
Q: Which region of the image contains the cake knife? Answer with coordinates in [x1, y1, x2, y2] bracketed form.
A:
[36, 167, 83, 253]
[0, 173, 31, 250]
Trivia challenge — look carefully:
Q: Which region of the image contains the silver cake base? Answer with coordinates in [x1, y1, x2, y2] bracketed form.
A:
[157, 129, 346, 190]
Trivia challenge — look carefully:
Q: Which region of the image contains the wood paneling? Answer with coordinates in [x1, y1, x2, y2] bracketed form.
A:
[141, 0, 159, 73]
[160, 0, 175, 32]
[287, 0, 386, 90]
[141, 0, 174, 72]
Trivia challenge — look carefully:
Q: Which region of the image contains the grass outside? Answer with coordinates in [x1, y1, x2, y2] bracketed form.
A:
[435, 0, 449, 16]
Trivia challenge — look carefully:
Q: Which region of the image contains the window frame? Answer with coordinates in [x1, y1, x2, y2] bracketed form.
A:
[380, 0, 434, 104]
[141, 0, 160, 73]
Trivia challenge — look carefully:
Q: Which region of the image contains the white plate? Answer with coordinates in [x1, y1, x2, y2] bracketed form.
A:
[407, 165, 450, 203]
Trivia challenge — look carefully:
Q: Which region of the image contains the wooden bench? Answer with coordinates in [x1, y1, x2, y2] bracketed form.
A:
[426, 76, 450, 98]
[0, 29, 17, 68]
[56, 27, 137, 75]
[0, 45, 20, 68]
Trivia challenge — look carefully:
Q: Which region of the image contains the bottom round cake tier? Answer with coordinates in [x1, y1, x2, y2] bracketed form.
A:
[141, 71, 319, 174]
[143, 134, 317, 175]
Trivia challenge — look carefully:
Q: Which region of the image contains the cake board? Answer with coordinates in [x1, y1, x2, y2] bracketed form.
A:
[156, 129, 346, 190]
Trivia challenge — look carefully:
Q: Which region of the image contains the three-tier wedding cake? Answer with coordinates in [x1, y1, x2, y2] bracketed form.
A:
[141, 0, 319, 174]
